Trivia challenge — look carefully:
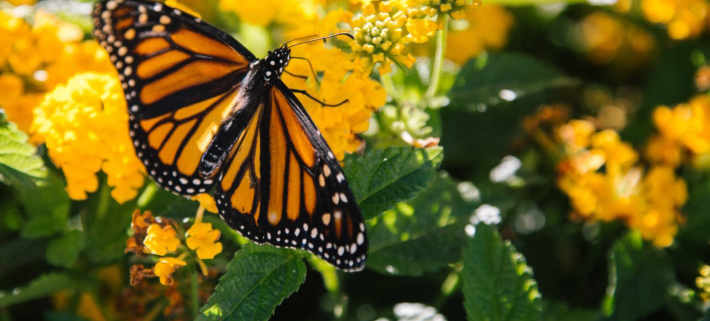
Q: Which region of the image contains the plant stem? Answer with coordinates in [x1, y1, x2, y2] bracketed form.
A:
[425, 15, 449, 99]
[191, 268, 200, 317]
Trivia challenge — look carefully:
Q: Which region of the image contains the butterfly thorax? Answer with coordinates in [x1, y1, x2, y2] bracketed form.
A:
[255, 46, 291, 83]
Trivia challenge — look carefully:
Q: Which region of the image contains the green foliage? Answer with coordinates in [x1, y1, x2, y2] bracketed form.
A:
[344, 146, 444, 220]
[462, 223, 542, 321]
[18, 173, 70, 239]
[0, 273, 90, 308]
[46, 230, 86, 268]
[449, 53, 577, 110]
[367, 173, 477, 276]
[198, 244, 307, 321]
[0, 113, 47, 188]
[603, 232, 674, 321]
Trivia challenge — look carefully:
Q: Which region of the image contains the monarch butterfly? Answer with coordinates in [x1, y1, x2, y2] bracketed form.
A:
[92, 0, 367, 271]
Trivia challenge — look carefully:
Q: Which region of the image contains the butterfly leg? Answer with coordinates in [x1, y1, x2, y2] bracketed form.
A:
[291, 89, 348, 107]
[290, 57, 320, 86]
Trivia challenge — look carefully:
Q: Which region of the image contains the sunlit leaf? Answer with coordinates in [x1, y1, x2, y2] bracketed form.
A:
[0, 113, 47, 188]
[198, 244, 306, 321]
[344, 146, 444, 220]
[367, 173, 477, 276]
[462, 224, 542, 321]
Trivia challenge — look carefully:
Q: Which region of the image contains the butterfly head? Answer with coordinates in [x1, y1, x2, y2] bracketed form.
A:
[260, 46, 291, 83]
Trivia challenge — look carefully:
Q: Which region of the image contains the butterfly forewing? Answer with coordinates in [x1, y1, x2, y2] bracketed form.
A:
[215, 85, 367, 271]
[93, 0, 255, 195]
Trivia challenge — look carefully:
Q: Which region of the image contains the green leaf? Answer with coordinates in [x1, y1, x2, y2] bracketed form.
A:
[46, 230, 86, 268]
[367, 173, 477, 276]
[198, 244, 307, 321]
[344, 146, 443, 220]
[0, 273, 90, 308]
[462, 224, 542, 321]
[83, 177, 136, 264]
[0, 112, 47, 187]
[603, 232, 674, 321]
[45, 312, 90, 321]
[19, 173, 70, 239]
[449, 53, 577, 110]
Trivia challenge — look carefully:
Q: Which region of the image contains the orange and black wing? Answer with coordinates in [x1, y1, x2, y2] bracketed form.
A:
[93, 0, 255, 195]
[215, 82, 367, 271]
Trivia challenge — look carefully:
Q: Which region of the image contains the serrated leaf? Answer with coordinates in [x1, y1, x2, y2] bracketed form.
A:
[604, 232, 673, 321]
[0, 113, 47, 187]
[462, 224, 542, 321]
[0, 273, 89, 308]
[344, 146, 443, 220]
[46, 230, 86, 268]
[19, 173, 70, 239]
[198, 244, 307, 321]
[367, 173, 477, 276]
[449, 53, 577, 110]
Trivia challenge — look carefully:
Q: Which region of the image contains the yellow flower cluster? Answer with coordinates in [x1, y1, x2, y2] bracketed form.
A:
[578, 11, 655, 66]
[31, 73, 144, 203]
[646, 95, 710, 168]
[641, 0, 709, 40]
[556, 120, 686, 247]
[445, 3, 513, 65]
[347, 1, 437, 74]
[283, 45, 387, 159]
[127, 210, 223, 286]
[0, 9, 113, 133]
[219, 0, 324, 27]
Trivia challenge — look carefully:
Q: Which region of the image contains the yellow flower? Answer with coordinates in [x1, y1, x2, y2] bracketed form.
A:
[697, 264, 710, 302]
[0, 10, 113, 134]
[143, 224, 181, 256]
[445, 4, 513, 65]
[192, 194, 218, 213]
[555, 121, 686, 247]
[154, 257, 187, 286]
[186, 222, 222, 260]
[647, 95, 710, 167]
[641, 0, 709, 40]
[31, 73, 144, 203]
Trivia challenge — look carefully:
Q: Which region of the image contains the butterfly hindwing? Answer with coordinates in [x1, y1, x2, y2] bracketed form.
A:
[93, 0, 256, 195]
[215, 83, 367, 271]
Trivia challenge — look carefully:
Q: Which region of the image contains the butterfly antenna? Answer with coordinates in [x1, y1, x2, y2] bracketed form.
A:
[282, 34, 318, 48]
[286, 32, 354, 49]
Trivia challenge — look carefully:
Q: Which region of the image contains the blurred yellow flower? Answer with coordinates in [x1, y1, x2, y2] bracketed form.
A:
[144, 224, 181, 256]
[556, 121, 685, 247]
[445, 4, 513, 65]
[578, 11, 655, 66]
[219, 0, 324, 27]
[697, 264, 710, 302]
[154, 257, 187, 286]
[646, 95, 710, 168]
[0, 9, 113, 133]
[31, 73, 144, 203]
[186, 223, 223, 260]
[641, 0, 708, 40]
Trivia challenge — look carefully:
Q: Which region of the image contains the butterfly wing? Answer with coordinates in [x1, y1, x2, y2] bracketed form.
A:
[215, 82, 367, 271]
[93, 0, 256, 195]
